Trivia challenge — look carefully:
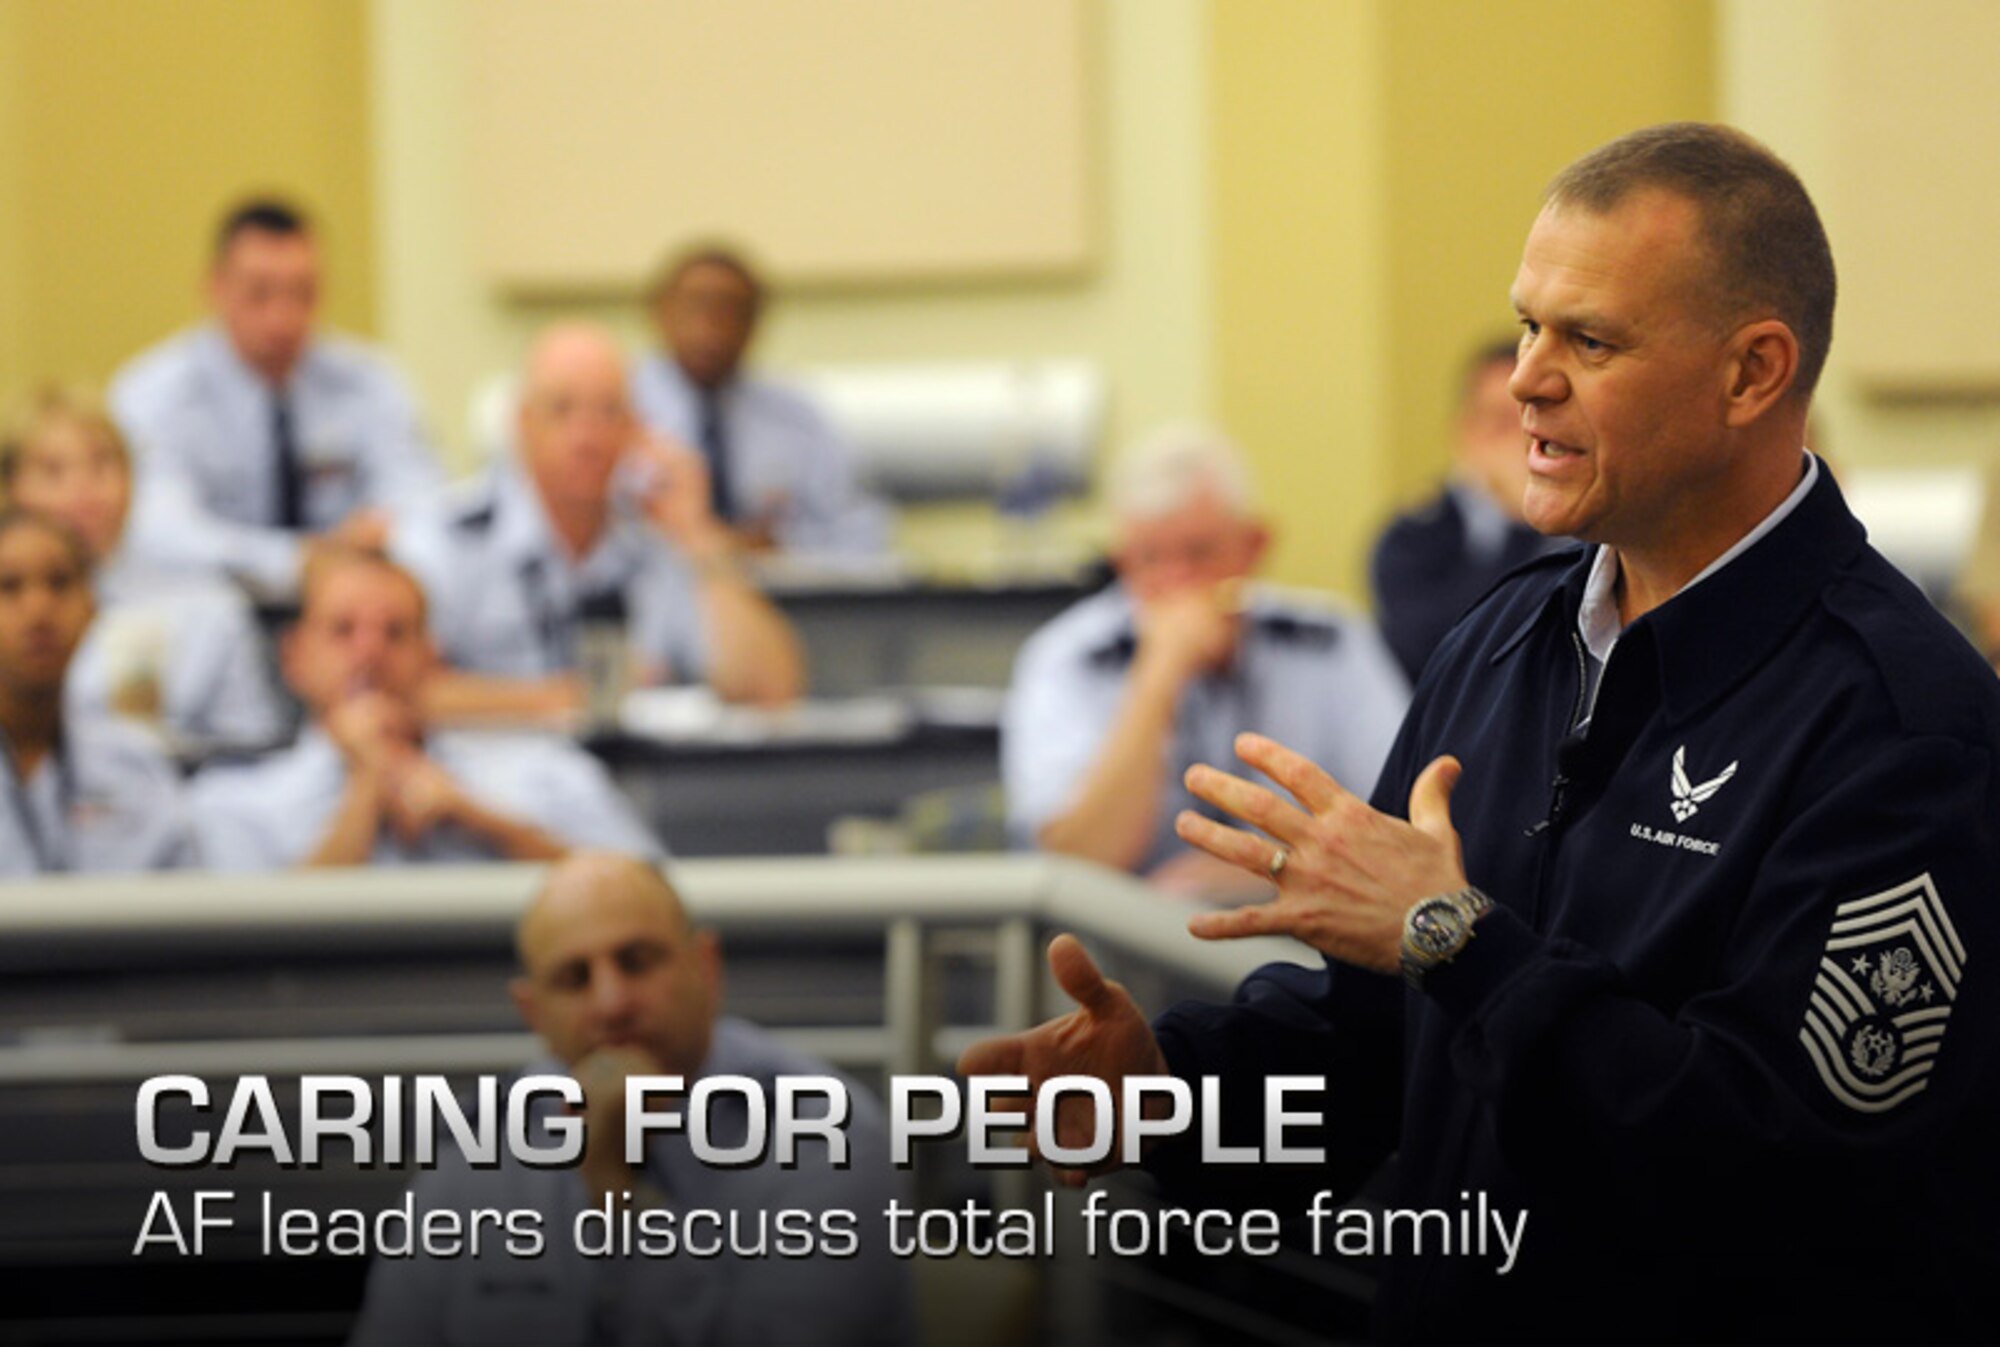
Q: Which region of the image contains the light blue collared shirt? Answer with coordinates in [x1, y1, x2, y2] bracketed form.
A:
[0, 716, 197, 878]
[347, 1017, 918, 1347]
[391, 463, 710, 685]
[1003, 583, 1413, 871]
[189, 726, 665, 869]
[64, 548, 287, 750]
[631, 355, 891, 556]
[111, 323, 445, 595]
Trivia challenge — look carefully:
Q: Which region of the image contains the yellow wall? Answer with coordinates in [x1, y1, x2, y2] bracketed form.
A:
[0, 3, 30, 403]
[370, 0, 1216, 571]
[0, 0, 375, 393]
[1722, 0, 2000, 472]
[1209, 0, 1389, 598]
[1380, 1, 1715, 503]
[1210, 0, 1714, 598]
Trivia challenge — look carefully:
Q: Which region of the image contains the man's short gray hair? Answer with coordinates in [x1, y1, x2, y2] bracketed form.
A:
[1105, 423, 1258, 522]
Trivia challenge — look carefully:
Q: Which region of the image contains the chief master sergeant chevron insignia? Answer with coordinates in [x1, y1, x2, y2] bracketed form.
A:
[1800, 873, 1966, 1114]
[1669, 744, 1737, 823]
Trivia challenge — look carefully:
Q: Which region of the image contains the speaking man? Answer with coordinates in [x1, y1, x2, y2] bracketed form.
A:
[349, 852, 915, 1345]
[961, 123, 2000, 1341]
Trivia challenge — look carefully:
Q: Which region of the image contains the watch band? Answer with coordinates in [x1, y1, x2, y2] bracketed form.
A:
[1401, 887, 1494, 990]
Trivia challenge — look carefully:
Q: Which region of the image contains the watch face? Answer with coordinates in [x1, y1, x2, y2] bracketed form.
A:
[1409, 898, 1471, 961]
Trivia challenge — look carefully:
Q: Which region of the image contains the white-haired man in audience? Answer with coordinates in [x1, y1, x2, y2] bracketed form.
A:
[349, 851, 916, 1346]
[1003, 424, 1410, 893]
[192, 547, 663, 867]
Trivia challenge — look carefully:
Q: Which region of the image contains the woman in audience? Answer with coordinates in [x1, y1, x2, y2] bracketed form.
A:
[1, 387, 285, 747]
[0, 509, 196, 875]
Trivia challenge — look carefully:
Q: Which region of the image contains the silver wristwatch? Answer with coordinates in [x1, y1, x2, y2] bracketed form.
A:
[1401, 887, 1493, 990]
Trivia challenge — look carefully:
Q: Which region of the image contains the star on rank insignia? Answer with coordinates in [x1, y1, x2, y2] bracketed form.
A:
[1801, 873, 1966, 1114]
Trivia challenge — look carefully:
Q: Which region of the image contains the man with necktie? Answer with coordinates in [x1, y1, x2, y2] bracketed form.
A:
[631, 245, 890, 557]
[110, 198, 443, 596]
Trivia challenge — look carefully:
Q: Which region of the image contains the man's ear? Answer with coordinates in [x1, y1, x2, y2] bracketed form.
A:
[1242, 520, 1272, 569]
[1723, 320, 1800, 429]
[278, 626, 305, 698]
[509, 976, 541, 1036]
[696, 929, 724, 1006]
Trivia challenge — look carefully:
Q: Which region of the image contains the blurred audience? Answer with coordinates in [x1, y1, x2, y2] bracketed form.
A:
[110, 197, 442, 597]
[633, 244, 890, 556]
[1004, 424, 1408, 893]
[191, 547, 662, 868]
[394, 322, 804, 721]
[349, 852, 917, 1346]
[1369, 339, 1564, 683]
[0, 510, 195, 876]
[1, 386, 286, 748]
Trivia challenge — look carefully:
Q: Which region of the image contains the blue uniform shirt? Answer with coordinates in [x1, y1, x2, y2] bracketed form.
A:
[1149, 465, 2000, 1340]
[392, 464, 709, 685]
[348, 1017, 918, 1346]
[1003, 583, 1411, 871]
[0, 717, 196, 877]
[190, 728, 665, 868]
[64, 548, 287, 749]
[631, 355, 891, 556]
[111, 324, 444, 594]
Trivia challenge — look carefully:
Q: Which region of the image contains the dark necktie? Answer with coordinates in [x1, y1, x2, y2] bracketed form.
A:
[697, 392, 738, 522]
[272, 396, 305, 530]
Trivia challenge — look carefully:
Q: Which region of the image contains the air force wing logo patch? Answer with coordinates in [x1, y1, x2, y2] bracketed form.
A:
[1801, 873, 1966, 1114]
[1669, 745, 1736, 823]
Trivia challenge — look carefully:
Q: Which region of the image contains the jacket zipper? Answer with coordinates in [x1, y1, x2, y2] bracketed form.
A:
[1525, 629, 1590, 839]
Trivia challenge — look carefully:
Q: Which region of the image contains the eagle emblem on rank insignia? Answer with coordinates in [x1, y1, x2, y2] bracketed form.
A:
[1801, 873, 1966, 1114]
[1669, 745, 1737, 823]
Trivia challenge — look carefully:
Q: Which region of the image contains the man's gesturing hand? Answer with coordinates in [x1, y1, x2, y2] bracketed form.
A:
[956, 934, 1169, 1188]
[1174, 733, 1468, 973]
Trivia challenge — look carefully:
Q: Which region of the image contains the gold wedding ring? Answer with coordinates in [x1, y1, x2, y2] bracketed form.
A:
[1267, 846, 1289, 879]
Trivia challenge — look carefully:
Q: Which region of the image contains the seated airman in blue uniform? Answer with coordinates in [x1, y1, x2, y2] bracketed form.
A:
[393, 323, 805, 723]
[192, 547, 663, 868]
[631, 244, 889, 557]
[1004, 424, 1409, 894]
[110, 197, 443, 598]
[2, 385, 286, 749]
[0, 510, 194, 877]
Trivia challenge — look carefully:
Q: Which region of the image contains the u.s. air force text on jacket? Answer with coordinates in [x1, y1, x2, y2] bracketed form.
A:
[1147, 466, 2000, 1341]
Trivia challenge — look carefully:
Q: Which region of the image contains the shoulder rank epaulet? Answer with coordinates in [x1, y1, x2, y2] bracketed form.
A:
[1255, 612, 1341, 650]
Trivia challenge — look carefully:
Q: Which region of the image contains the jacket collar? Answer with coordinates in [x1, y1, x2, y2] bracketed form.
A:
[1490, 466, 1869, 723]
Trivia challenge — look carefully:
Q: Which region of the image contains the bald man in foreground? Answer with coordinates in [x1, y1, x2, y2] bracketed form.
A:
[350, 853, 915, 1346]
[394, 322, 804, 723]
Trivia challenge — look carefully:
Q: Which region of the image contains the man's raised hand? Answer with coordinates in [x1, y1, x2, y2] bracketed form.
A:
[956, 934, 1169, 1187]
